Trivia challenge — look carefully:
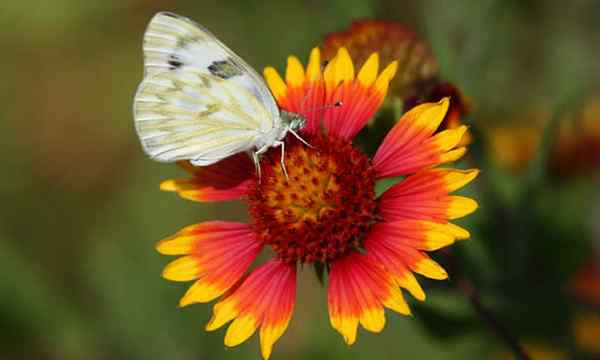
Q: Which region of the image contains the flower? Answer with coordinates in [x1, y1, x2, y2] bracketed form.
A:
[486, 123, 541, 173]
[570, 256, 600, 307]
[486, 96, 600, 177]
[322, 19, 438, 100]
[572, 313, 600, 355]
[157, 47, 478, 359]
[498, 342, 569, 360]
[323, 20, 471, 143]
[549, 96, 600, 177]
[569, 255, 600, 355]
[405, 82, 473, 145]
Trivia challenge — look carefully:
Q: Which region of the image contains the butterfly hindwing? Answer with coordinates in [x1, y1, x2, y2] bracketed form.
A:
[134, 69, 271, 166]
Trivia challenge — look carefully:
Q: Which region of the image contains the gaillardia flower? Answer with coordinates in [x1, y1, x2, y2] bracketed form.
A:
[405, 82, 473, 146]
[157, 47, 478, 359]
[323, 20, 471, 144]
[322, 19, 438, 100]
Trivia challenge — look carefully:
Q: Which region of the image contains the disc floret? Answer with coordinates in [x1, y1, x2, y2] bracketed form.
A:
[248, 134, 377, 263]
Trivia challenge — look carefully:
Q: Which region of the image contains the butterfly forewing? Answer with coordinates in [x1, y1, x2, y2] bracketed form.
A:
[141, 12, 279, 123]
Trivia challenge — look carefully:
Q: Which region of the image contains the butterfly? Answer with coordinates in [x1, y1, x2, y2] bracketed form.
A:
[133, 12, 312, 178]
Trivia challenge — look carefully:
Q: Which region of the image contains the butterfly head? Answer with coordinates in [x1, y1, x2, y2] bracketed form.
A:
[289, 115, 306, 132]
[281, 111, 306, 132]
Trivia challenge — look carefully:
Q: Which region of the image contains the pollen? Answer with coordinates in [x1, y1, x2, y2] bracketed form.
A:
[248, 134, 377, 263]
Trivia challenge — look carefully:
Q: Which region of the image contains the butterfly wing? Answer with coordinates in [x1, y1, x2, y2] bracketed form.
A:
[134, 68, 271, 166]
[141, 11, 279, 126]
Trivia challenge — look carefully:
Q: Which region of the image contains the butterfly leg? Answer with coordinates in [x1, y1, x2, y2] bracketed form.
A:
[251, 150, 262, 181]
[269, 140, 289, 180]
[253, 143, 275, 181]
[253, 142, 289, 180]
[288, 128, 314, 148]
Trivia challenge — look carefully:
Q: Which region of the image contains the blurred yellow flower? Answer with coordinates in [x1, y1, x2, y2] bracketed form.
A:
[486, 95, 600, 177]
[572, 313, 600, 355]
[499, 342, 568, 360]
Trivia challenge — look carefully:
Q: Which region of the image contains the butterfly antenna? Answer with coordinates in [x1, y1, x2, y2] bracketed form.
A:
[298, 84, 316, 112]
[303, 101, 344, 114]
[291, 101, 342, 149]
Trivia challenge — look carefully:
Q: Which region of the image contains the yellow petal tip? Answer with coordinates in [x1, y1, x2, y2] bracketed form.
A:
[439, 96, 451, 108]
[161, 256, 199, 282]
[263, 67, 287, 99]
[415, 258, 448, 280]
[224, 316, 258, 348]
[384, 60, 399, 80]
[285, 55, 305, 87]
[160, 180, 176, 191]
[306, 47, 322, 81]
[357, 52, 380, 86]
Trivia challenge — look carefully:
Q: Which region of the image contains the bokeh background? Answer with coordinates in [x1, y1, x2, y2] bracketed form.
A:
[2, 0, 599, 359]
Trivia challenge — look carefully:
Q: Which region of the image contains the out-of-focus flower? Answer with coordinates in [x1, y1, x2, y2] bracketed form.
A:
[486, 124, 541, 173]
[572, 313, 600, 355]
[549, 96, 600, 177]
[157, 47, 477, 359]
[498, 342, 569, 360]
[323, 20, 471, 143]
[567, 256, 600, 356]
[569, 256, 600, 306]
[322, 19, 438, 100]
[486, 97, 600, 177]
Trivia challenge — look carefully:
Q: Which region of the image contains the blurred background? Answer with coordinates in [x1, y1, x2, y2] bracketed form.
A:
[1, 0, 599, 359]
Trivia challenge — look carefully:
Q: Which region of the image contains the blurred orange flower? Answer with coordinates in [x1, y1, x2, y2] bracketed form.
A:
[486, 123, 542, 173]
[322, 19, 438, 100]
[569, 255, 600, 356]
[570, 256, 600, 306]
[499, 342, 568, 360]
[486, 96, 600, 177]
[323, 20, 471, 143]
[549, 96, 600, 177]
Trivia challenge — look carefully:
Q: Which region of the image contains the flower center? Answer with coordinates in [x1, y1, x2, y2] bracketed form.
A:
[248, 133, 377, 264]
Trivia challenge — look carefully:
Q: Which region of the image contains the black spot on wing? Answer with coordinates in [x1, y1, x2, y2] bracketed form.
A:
[168, 59, 183, 69]
[208, 58, 243, 79]
[168, 54, 183, 69]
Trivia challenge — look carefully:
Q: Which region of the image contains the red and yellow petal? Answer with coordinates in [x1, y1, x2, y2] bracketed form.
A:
[263, 47, 397, 141]
[404, 82, 473, 147]
[160, 153, 253, 202]
[322, 48, 398, 141]
[206, 259, 296, 360]
[156, 221, 262, 305]
[264, 47, 326, 134]
[327, 253, 410, 345]
[364, 226, 447, 291]
[379, 168, 479, 223]
[373, 98, 468, 178]
[364, 220, 469, 300]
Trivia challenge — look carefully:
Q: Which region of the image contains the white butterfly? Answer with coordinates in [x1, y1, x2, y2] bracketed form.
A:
[133, 12, 311, 178]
